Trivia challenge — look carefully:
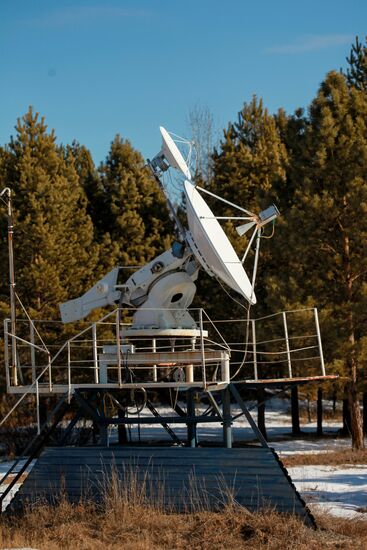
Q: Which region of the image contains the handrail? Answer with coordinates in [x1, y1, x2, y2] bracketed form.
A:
[1, 320, 51, 428]
[2, 305, 326, 426]
[50, 308, 120, 364]
[0, 356, 51, 428]
[202, 309, 230, 352]
[10, 306, 317, 325]
[6, 332, 50, 354]
[199, 307, 317, 324]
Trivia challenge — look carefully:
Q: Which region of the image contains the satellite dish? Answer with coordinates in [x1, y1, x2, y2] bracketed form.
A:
[149, 127, 192, 180]
[184, 181, 256, 305]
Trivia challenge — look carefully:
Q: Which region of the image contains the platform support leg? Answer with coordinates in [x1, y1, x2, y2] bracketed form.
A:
[99, 424, 108, 446]
[291, 386, 301, 436]
[222, 387, 232, 448]
[39, 398, 48, 427]
[118, 407, 128, 444]
[186, 389, 197, 448]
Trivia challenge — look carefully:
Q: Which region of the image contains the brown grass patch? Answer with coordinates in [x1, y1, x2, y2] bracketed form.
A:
[1, 469, 367, 550]
[1, 499, 367, 550]
[282, 448, 367, 467]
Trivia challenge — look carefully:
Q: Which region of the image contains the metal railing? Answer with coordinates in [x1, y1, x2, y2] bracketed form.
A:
[2, 306, 327, 429]
[202, 307, 325, 381]
[3, 307, 232, 394]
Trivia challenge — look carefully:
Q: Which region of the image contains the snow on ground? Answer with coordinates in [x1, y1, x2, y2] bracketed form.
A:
[288, 465, 367, 518]
[109, 399, 367, 518]
[126, 398, 344, 448]
[0, 460, 36, 512]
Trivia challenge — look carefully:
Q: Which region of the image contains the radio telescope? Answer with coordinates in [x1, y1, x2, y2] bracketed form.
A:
[60, 126, 278, 327]
[2, 127, 330, 528]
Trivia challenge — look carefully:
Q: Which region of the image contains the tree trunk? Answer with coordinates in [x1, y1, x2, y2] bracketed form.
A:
[341, 394, 351, 436]
[342, 230, 364, 450]
[347, 381, 364, 450]
[363, 392, 367, 436]
[257, 388, 267, 441]
[307, 394, 312, 423]
[317, 387, 323, 436]
[291, 386, 301, 436]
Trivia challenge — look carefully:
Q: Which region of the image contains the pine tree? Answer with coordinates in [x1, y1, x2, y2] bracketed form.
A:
[96, 135, 173, 272]
[345, 36, 367, 91]
[213, 97, 287, 212]
[0, 107, 99, 319]
[278, 72, 367, 449]
[65, 140, 102, 232]
[197, 97, 287, 319]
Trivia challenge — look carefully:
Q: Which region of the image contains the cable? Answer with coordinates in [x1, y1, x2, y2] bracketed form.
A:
[230, 305, 252, 380]
[215, 276, 249, 311]
[260, 220, 276, 239]
[15, 292, 49, 351]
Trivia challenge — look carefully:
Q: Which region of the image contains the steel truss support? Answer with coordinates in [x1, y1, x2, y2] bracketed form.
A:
[229, 383, 269, 448]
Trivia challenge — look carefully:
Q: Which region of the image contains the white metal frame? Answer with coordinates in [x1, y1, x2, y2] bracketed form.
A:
[1, 306, 329, 432]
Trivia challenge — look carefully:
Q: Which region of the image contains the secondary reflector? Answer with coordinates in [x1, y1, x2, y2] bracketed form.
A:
[160, 127, 191, 180]
[184, 181, 256, 305]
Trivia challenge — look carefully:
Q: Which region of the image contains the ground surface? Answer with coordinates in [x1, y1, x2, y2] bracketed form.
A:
[1, 397, 366, 519]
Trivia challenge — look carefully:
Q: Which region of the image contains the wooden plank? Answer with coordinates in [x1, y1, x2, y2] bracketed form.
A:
[28, 468, 288, 480]
[33, 460, 277, 468]
[28, 472, 295, 484]
[38, 447, 270, 453]
[40, 446, 273, 456]
[28, 471, 285, 482]
[37, 447, 276, 458]
[35, 456, 279, 466]
[19, 481, 300, 501]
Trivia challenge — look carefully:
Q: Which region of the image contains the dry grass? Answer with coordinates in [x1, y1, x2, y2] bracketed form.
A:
[1, 498, 367, 549]
[1, 469, 367, 550]
[2, 444, 366, 550]
[282, 448, 367, 467]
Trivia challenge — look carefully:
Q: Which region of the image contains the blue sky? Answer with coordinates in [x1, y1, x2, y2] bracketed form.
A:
[1, 0, 366, 165]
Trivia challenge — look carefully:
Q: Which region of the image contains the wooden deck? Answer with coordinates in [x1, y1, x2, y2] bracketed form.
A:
[7, 375, 338, 395]
[11, 446, 315, 527]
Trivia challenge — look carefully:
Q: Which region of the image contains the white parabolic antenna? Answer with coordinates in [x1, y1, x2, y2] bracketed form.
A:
[184, 180, 256, 305]
[159, 127, 192, 180]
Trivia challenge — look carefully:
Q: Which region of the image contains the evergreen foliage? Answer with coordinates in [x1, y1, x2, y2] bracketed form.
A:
[1, 37, 367, 445]
[195, 97, 288, 337]
[0, 107, 99, 320]
[270, 72, 367, 448]
[65, 140, 102, 234]
[95, 135, 173, 272]
[345, 36, 367, 91]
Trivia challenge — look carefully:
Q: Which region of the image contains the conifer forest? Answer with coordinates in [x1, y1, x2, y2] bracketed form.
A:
[1, 37, 367, 450]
